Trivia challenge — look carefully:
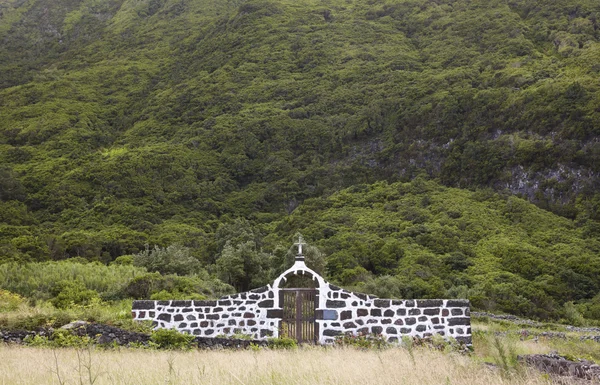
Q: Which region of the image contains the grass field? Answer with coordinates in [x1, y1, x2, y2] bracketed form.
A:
[2, 317, 599, 385]
[0, 344, 560, 385]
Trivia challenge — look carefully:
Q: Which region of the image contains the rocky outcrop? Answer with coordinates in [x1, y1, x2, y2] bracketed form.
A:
[519, 353, 600, 382]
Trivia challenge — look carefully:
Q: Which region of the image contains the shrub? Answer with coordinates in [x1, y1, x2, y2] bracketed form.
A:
[150, 328, 195, 349]
[50, 280, 100, 309]
[0, 290, 25, 312]
[134, 244, 202, 275]
[267, 337, 298, 349]
[24, 329, 93, 348]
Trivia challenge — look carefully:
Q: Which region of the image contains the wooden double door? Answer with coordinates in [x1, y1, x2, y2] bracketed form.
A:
[280, 288, 318, 343]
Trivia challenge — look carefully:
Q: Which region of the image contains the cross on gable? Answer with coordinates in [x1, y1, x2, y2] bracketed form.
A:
[294, 236, 306, 255]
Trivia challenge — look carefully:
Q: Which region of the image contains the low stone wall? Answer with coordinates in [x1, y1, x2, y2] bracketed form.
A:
[0, 325, 268, 350]
[133, 285, 471, 345]
[133, 285, 280, 340]
[319, 284, 471, 345]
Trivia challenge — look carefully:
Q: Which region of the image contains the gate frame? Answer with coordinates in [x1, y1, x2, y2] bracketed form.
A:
[279, 288, 319, 343]
[271, 253, 329, 343]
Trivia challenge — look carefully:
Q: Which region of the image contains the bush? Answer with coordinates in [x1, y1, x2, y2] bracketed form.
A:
[150, 328, 195, 349]
[134, 244, 202, 275]
[121, 272, 232, 300]
[267, 337, 297, 349]
[50, 280, 100, 309]
[0, 290, 25, 312]
[24, 329, 93, 348]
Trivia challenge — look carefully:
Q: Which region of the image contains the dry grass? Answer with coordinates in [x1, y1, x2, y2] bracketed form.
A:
[0, 344, 560, 385]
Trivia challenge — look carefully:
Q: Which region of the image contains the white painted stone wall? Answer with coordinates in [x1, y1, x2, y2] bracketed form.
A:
[133, 258, 471, 345]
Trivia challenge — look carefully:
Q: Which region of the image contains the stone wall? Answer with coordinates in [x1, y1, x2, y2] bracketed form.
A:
[133, 257, 471, 345]
[318, 284, 471, 345]
[133, 285, 280, 340]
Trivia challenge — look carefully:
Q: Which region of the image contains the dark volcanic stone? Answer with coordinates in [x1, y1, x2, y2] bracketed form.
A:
[326, 300, 346, 308]
[340, 310, 352, 320]
[416, 325, 426, 332]
[417, 300, 443, 308]
[405, 317, 416, 325]
[258, 300, 274, 308]
[446, 300, 469, 308]
[384, 309, 394, 317]
[357, 309, 368, 317]
[455, 336, 472, 345]
[132, 300, 155, 310]
[409, 309, 421, 316]
[323, 329, 342, 336]
[171, 300, 192, 307]
[424, 308, 440, 316]
[174, 314, 184, 322]
[448, 318, 470, 326]
[371, 309, 382, 317]
[374, 299, 390, 308]
[371, 326, 383, 335]
[194, 300, 216, 307]
[157, 313, 171, 322]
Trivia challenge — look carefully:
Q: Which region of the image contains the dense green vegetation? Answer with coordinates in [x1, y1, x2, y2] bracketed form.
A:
[0, 0, 599, 323]
[276, 180, 600, 321]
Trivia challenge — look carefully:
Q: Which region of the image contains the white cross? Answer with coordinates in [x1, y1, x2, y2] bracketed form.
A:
[294, 236, 305, 255]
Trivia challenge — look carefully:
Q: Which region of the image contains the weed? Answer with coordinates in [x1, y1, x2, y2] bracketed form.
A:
[150, 328, 195, 350]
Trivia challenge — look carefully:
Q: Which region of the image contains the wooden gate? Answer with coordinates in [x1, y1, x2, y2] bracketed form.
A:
[280, 288, 317, 343]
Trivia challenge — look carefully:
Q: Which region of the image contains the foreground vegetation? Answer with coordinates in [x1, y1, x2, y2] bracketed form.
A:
[0, 342, 563, 385]
[2, 301, 600, 384]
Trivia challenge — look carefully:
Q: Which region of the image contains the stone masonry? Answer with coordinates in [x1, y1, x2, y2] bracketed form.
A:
[133, 241, 471, 345]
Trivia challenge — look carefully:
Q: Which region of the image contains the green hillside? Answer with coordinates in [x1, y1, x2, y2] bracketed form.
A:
[0, 0, 599, 321]
[274, 179, 600, 320]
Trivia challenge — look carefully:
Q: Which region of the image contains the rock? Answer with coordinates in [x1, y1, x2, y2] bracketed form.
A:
[61, 320, 88, 330]
[519, 354, 600, 381]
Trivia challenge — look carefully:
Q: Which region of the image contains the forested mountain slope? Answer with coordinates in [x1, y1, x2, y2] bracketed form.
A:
[0, 0, 599, 319]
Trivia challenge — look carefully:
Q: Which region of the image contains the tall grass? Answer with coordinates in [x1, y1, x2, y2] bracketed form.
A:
[0, 345, 556, 385]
